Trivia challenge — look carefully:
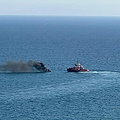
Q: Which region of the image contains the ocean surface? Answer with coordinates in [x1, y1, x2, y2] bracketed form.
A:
[0, 16, 120, 120]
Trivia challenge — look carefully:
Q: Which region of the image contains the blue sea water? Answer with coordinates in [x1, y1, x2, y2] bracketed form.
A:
[0, 16, 120, 120]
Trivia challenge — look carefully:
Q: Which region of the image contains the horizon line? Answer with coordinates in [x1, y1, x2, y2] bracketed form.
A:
[0, 15, 120, 17]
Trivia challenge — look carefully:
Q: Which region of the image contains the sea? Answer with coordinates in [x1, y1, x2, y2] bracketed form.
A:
[0, 16, 120, 120]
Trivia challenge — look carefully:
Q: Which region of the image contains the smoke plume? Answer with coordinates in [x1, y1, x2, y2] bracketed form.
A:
[0, 60, 51, 73]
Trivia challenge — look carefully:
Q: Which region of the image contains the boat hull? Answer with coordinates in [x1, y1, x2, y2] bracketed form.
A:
[67, 68, 89, 72]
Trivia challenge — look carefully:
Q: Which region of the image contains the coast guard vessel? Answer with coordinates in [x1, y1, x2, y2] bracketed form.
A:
[67, 61, 89, 72]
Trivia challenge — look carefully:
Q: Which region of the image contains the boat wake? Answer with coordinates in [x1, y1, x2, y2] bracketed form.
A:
[78, 70, 120, 74]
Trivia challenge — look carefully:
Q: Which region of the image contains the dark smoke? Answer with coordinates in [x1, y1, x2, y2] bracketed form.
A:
[0, 60, 51, 73]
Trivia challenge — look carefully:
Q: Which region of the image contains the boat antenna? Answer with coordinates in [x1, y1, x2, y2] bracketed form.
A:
[77, 58, 79, 62]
